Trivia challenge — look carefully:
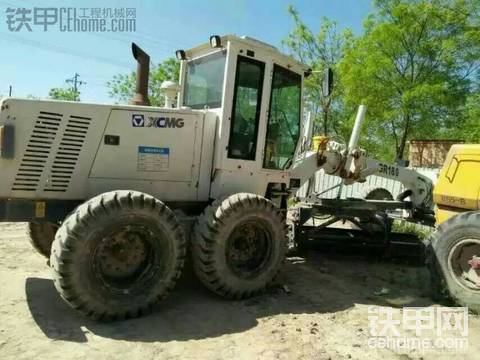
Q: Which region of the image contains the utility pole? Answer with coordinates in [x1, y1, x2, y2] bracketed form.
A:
[8, 85, 12, 97]
[65, 73, 86, 100]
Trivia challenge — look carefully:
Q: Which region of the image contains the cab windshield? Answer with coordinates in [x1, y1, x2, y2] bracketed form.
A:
[183, 51, 226, 109]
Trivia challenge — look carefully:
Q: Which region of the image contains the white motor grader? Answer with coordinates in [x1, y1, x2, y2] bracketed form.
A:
[0, 35, 433, 320]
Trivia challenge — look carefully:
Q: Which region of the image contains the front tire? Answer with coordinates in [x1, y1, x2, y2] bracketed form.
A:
[427, 211, 480, 313]
[50, 190, 186, 321]
[192, 193, 288, 299]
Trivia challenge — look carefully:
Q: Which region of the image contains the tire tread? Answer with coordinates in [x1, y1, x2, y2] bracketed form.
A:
[192, 193, 287, 300]
[50, 190, 186, 321]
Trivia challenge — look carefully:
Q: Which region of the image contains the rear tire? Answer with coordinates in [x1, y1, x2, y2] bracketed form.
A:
[360, 186, 394, 233]
[362, 187, 394, 202]
[192, 193, 288, 299]
[427, 211, 480, 313]
[50, 190, 186, 321]
[28, 222, 59, 258]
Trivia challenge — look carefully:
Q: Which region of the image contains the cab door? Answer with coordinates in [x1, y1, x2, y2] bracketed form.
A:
[262, 64, 302, 171]
[226, 55, 265, 163]
[209, 45, 272, 198]
[211, 44, 302, 199]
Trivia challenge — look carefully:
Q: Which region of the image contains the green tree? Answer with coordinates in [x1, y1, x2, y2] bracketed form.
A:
[340, 0, 479, 161]
[48, 87, 80, 101]
[283, 5, 353, 136]
[452, 0, 480, 142]
[462, 92, 480, 141]
[107, 58, 180, 106]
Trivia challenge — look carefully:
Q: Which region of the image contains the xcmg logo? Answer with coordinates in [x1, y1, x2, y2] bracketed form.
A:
[132, 114, 184, 128]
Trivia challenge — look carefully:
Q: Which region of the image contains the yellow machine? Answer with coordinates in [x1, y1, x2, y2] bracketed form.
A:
[428, 144, 480, 313]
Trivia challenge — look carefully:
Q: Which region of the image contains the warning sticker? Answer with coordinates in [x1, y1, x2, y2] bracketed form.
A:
[137, 146, 169, 172]
[35, 201, 46, 218]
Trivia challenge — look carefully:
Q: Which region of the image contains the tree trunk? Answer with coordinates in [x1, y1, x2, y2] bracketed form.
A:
[323, 109, 328, 135]
[397, 114, 411, 160]
[323, 99, 332, 135]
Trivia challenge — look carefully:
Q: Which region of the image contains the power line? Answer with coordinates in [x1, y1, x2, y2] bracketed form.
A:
[0, 0, 190, 52]
[0, 31, 132, 69]
[86, 32, 173, 57]
[0, 0, 18, 8]
[0, 0, 189, 61]
[121, 30, 191, 49]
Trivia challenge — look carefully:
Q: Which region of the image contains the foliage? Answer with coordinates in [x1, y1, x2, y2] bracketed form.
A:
[339, 0, 479, 161]
[392, 220, 433, 240]
[283, 5, 353, 136]
[461, 92, 480, 141]
[48, 87, 80, 101]
[107, 58, 180, 106]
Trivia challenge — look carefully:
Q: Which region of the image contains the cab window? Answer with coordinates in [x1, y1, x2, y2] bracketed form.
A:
[184, 51, 226, 109]
[227, 56, 265, 160]
[263, 65, 301, 170]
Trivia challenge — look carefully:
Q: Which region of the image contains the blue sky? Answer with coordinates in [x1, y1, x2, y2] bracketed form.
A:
[0, 0, 372, 103]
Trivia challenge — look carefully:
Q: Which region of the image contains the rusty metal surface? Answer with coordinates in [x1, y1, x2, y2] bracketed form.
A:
[130, 43, 151, 106]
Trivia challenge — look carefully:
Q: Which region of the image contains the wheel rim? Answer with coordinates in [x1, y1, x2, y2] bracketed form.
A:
[447, 238, 480, 291]
[92, 224, 161, 293]
[226, 219, 273, 279]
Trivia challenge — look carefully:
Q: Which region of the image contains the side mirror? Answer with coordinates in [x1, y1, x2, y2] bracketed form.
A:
[323, 68, 333, 97]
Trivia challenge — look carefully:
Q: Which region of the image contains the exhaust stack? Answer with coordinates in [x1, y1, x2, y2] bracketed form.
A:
[130, 43, 150, 106]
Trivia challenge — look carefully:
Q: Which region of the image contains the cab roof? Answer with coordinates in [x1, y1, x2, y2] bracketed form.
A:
[183, 34, 310, 74]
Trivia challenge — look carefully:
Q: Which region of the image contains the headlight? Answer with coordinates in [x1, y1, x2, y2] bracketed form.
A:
[175, 50, 186, 60]
[209, 35, 222, 48]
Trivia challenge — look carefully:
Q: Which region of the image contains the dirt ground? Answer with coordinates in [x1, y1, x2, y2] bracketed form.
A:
[0, 222, 478, 360]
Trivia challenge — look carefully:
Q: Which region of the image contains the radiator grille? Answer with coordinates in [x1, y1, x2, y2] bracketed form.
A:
[12, 112, 92, 193]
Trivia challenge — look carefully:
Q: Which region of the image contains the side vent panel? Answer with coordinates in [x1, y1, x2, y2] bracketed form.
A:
[44, 115, 92, 192]
[12, 112, 92, 194]
[12, 111, 62, 191]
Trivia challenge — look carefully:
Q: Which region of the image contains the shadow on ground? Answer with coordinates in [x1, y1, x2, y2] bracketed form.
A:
[25, 250, 435, 343]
